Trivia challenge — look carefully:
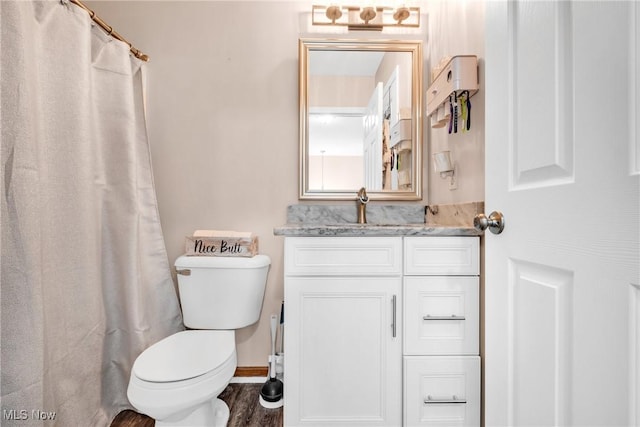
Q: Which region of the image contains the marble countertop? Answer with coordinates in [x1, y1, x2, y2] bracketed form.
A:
[275, 203, 484, 237]
[273, 223, 481, 237]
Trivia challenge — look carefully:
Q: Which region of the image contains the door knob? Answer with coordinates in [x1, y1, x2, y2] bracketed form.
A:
[474, 211, 505, 234]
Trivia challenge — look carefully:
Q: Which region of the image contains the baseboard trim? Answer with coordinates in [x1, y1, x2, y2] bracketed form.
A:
[231, 376, 267, 384]
[234, 366, 268, 377]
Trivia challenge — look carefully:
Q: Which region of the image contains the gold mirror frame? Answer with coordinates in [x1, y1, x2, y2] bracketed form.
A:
[299, 38, 423, 200]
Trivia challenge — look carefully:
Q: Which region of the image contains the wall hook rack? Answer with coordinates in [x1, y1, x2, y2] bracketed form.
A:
[426, 55, 479, 118]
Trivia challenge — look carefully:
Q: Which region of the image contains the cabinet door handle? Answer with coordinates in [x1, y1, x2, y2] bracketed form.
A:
[423, 314, 466, 321]
[424, 395, 467, 404]
[391, 295, 397, 338]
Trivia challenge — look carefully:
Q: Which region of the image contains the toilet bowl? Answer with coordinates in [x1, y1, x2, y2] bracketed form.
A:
[127, 330, 237, 426]
[127, 254, 271, 426]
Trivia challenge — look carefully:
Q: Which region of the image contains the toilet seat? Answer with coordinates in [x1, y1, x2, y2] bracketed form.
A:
[133, 330, 235, 383]
[127, 334, 237, 424]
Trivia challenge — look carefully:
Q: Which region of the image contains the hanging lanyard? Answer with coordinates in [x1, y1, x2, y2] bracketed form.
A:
[453, 93, 458, 133]
[447, 92, 472, 134]
[460, 93, 467, 133]
[464, 90, 471, 131]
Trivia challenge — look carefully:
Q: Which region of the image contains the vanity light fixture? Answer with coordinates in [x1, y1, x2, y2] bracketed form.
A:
[312, 4, 420, 31]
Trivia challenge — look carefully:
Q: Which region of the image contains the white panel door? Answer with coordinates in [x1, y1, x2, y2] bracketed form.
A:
[485, 1, 640, 426]
[364, 82, 383, 190]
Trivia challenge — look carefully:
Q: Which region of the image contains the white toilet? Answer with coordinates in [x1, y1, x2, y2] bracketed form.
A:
[127, 254, 271, 427]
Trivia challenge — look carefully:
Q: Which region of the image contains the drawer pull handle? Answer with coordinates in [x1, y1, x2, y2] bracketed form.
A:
[424, 395, 467, 404]
[423, 314, 466, 321]
[391, 295, 397, 338]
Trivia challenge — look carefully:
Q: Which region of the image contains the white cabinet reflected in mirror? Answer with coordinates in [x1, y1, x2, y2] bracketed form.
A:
[299, 39, 423, 200]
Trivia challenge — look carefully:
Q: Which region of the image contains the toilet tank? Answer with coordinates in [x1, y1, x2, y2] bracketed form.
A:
[174, 255, 270, 329]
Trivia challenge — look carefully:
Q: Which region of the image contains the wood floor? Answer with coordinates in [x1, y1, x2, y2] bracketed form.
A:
[110, 383, 283, 427]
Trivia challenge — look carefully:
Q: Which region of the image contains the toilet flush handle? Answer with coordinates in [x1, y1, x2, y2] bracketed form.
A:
[175, 268, 191, 276]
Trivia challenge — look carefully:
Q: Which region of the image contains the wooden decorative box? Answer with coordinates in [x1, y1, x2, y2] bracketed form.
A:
[185, 230, 258, 257]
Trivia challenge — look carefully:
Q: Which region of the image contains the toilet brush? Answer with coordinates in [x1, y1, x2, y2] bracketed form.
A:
[259, 314, 283, 409]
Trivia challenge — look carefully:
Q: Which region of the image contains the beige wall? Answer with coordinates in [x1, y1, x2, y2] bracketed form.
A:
[309, 155, 363, 190]
[87, 0, 485, 367]
[309, 75, 374, 107]
[426, 0, 486, 205]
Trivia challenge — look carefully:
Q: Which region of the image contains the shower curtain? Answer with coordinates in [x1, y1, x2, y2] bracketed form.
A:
[1, 1, 183, 425]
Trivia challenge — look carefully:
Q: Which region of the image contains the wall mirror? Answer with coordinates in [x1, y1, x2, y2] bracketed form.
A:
[299, 38, 423, 200]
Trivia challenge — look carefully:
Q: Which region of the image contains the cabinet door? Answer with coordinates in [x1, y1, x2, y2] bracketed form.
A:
[284, 276, 402, 426]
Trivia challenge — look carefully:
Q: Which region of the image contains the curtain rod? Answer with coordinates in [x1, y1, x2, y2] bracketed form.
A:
[69, 0, 149, 62]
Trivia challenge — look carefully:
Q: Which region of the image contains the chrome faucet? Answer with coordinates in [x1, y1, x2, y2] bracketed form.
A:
[356, 187, 369, 224]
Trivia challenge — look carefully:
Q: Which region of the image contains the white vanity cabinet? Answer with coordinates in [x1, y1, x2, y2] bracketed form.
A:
[403, 237, 481, 426]
[284, 237, 403, 426]
[283, 235, 480, 427]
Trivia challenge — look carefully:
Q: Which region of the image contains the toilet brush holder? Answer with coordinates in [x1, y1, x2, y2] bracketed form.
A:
[275, 353, 284, 381]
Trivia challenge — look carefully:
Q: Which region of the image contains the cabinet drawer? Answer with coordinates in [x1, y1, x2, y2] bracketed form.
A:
[404, 237, 479, 276]
[390, 119, 411, 148]
[404, 277, 479, 355]
[404, 356, 480, 427]
[285, 237, 402, 276]
[426, 73, 449, 117]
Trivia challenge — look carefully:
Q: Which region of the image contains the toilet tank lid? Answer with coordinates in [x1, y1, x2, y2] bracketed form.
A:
[132, 330, 235, 382]
[175, 254, 271, 269]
